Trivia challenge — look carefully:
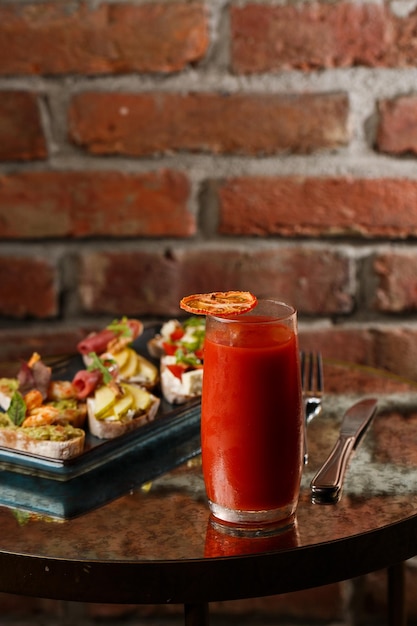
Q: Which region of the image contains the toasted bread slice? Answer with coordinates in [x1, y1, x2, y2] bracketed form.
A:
[0, 421, 85, 460]
[86, 383, 160, 439]
[160, 356, 203, 405]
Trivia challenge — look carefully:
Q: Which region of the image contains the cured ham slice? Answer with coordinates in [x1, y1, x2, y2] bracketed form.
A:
[72, 369, 103, 400]
[17, 359, 51, 400]
[125, 319, 143, 339]
[77, 319, 143, 356]
[77, 329, 117, 356]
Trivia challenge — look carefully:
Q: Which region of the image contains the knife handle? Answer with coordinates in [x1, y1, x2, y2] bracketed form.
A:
[310, 435, 356, 498]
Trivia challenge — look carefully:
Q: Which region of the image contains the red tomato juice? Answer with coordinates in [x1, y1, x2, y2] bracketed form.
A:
[201, 314, 303, 517]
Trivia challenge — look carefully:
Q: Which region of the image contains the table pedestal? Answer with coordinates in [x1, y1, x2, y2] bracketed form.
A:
[388, 562, 406, 626]
[184, 603, 209, 626]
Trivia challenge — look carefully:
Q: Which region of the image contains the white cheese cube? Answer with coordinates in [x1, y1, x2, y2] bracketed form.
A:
[181, 369, 203, 397]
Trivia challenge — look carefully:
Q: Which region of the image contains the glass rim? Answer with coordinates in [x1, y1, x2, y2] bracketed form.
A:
[208, 298, 297, 323]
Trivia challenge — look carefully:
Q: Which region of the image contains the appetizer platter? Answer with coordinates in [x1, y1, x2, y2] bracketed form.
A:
[0, 319, 204, 482]
[0, 292, 256, 518]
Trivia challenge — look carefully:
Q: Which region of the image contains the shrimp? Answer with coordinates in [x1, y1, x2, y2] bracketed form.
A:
[23, 389, 44, 412]
[22, 406, 60, 428]
[47, 380, 77, 401]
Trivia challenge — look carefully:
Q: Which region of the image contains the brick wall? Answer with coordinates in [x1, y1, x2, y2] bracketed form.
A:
[1, 1, 417, 624]
[1, 0, 417, 380]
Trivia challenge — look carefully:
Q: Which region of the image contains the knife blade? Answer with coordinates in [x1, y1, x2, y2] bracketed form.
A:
[310, 398, 378, 503]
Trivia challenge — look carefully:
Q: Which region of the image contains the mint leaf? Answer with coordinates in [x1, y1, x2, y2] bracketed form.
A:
[7, 392, 26, 426]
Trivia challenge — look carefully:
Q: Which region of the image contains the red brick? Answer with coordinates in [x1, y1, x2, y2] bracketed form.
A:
[0, 170, 194, 238]
[231, 3, 388, 72]
[372, 252, 417, 312]
[79, 250, 182, 316]
[0, 327, 92, 366]
[0, 2, 208, 75]
[231, 2, 417, 73]
[376, 96, 417, 155]
[0, 91, 46, 161]
[299, 326, 375, 368]
[301, 326, 417, 389]
[301, 324, 417, 381]
[68, 92, 349, 156]
[78, 246, 353, 317]
[218, 177, 417, 238]
[0, 256, 57, 318]
[372, 327, 417, 380]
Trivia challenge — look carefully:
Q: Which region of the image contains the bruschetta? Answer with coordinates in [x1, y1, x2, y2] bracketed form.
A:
[79, 318, 159, 389]
[0, 353, 87, 459]
[86, 381, 160, 439]
[0, 418, 85, 460]
[0, 389, 85, 460]
[148, 317, 205, 404]
[77, 317, 144, 356]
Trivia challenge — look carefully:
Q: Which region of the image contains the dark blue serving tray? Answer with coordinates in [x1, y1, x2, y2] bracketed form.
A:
[0, 324, 202, 518]
[0, 405, 201, 519]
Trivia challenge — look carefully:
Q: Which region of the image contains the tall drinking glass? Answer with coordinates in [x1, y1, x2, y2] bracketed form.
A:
[201, 299, 303, 533]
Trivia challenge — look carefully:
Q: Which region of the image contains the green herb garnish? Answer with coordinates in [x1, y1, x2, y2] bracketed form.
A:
[183, 316, 206, 328]
[181, 329, 205, 353]
[87, 352, 113, 384]
[7, 392, 26, 426]
[175, 349, 202, 367]
[106, 317, 132, 338]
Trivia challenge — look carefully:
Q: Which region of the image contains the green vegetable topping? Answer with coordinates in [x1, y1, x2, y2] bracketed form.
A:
[175, 349, 202, 367]
[181, 331, 205, 353]
[106, 317, 132, 338]
[183, 316, 206, 328]
[87, 353, 114, 384]
[22, 424, 83, 441]
[7, 392, 26, 427]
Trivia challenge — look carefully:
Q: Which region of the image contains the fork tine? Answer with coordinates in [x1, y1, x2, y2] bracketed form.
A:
[43, 354, 73, 368]
[308, 352, 315, 391]
[316, 352, 324, 394]
[300, 351, 310, 464]
[301, 352, 308, 465]
[301, 351, 324, 464]
[302, 351, 324, 396]
[43, 354, 78, 378]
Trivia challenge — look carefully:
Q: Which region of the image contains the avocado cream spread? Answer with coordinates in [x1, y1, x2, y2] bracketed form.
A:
[21, 424, 84, 441]
[0, 414, 15, 428]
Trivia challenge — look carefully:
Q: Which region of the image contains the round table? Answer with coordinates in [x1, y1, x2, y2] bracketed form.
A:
[0, 359, 416, 626]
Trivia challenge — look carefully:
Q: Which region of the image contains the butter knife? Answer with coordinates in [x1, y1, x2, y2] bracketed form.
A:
[310, 398, 378, 503]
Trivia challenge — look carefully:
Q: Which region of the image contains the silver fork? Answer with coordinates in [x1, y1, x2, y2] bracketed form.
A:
[301, 352, 324, 464]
